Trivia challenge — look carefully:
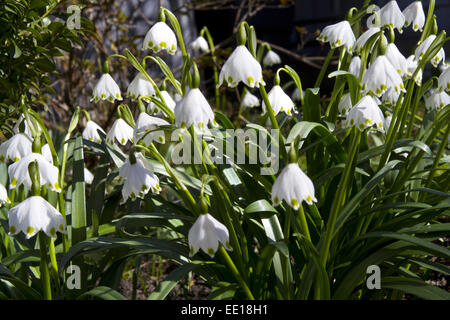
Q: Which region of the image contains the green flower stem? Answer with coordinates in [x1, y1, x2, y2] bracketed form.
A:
[188, 126, 209, 175]
[297, 204, 311, 242]
[319, 127, 361, 265]
[419, 0, 436, 43]
[405, 84, 423, 138]
[283, 206, 292, 299]
[218, 246, 255, 300]
[201, 26, 220, 108]
[314, 48, 335, 89]
[38, 232, 52, 300]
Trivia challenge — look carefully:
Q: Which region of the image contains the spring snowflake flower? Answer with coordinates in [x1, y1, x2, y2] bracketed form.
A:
[348, 56, 361, 78]
[106, 118, 134, 145]
[344, 96, 385, 132]
[386, 43, 410, 78]
[0, 183, 9, 206]
[367, 1, 405, 33]
[0, 133, 32, 162]
[317, 20, 356, 53]
[91, 73, 123, 103]
[142, 21, 177, 55]
[134, 113, 169, 145]
[218, 45, 265, 88]
[406, 55, 423, 86]
[8, 196, 66, 239]
[262, 85, 296, 116]
[382, 87, 402, 105]
[127, 73, 155, 101]
[118, 153, 160, 204]
[84, 168, 94, 185]
[8, 153, 61, 192]
[438, 66, 450, 91]
[415, 35, 446, 68]
[147, 90, 176, 114]
[354, 27, 380, 53]
[338, 93, 353, 115]
[424, 89, 450, 111]
[41, 144, 53, 164]
[362, 55, 405, 97]
[240, 91, 260, 108]
[272, 163, 317, 210]
[190, 36, 209, 53]
[263, 50, 281, 66]
[82, 120, 105, 144]
[188, 213, 232, 257]
[403, 1, 425, 32]
[174, 88, 216, 129]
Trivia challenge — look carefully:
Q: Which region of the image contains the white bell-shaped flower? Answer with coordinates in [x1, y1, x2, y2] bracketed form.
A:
[386, 43, 410, 78]
[240, 91, 260, 108]
[415, 35, 446, 68]
[134, 113, 169, 145]
[188, 213, 232, 257]
[8, 153, 61, 192]
[142, 21, 177, 55]
[41, 144, 53, 164]
[91, 73, 122, 103]
[8, 196, 66, 239]
[348, 56, 361, 78]
[127, 73, 155, 101]
[362, 55, 405, 97]
[424, 89, 450, 111]
[344, 96, 385, 132]
[174, 88, 216, 129]
[317, 20, 356, 53]
[0, 183, 9, 206]
[84, 168, 94, 185]
[0, 133, 32, 162]
[272, 163, 317, 210]
[106, 118, 134, 145]
[262, 85, 296, 116]
[118, 153, 160, 204]
[367, 1, 405, 33]
[438, 66, 450, 92]
[354, 27, 380, 53]
[403, 1, 425, 32]
[382, 87, 402, 105]
[338, 93, 353, 115]
[147, 90, 176, 114]
[263, 50, 281, 67]
[82, 120, 105, 144]
[190, 36, 209, 53]
[406, 55, 423, 86]
[218, 45, 265, 88]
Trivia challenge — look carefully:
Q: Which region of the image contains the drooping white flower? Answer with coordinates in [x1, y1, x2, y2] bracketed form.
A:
[354, 27, 380, 53]
[118, 153, 160, 204]
[263, 50, 282, 66]
[272, 163, 317, 210]
[147, 90, 176, 114]
[8, 196, 66, 239]
[174, 88, 216, 129]
[382, 87, 402, 105]
[406, 55, 423, 86]
[262, 85, 296, 116]
[134, 113, 169, 145]
[438, 66, 450, 91]
[91, 73, 123, 103]
[348, 56, 361, 78]
[190, 36, 209, 53]
[82, 120, 105, 144]
[344, 96, 385, 132]
[338, 93, 353, 115]
[188, 213, 232, 257]
[84, 168, 94, 185]
[106, 118, 134, 145]
[142, 21, 177, 55]
[403, 1, 425, 32]
[424, 89, 450, 111]
[8, 153, 61, 192]
[415, 35, 446, 68]
[386, 43, 410, 78]
[362, 55, 405, 97]
[218, 45, 265, 88]
[41, 144, 53, 164]
[367, 1, 405, 33]
[240, 90, 260, 108]
[0, 183, 9, 206]
[0, 133, 32, 163]
[317, 20, 356, 53]
[127, 73, 155, 101]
